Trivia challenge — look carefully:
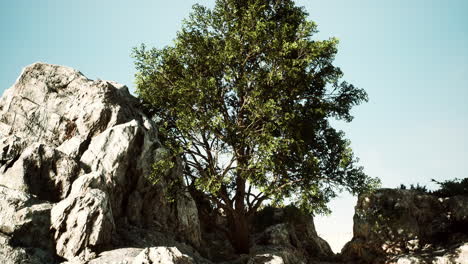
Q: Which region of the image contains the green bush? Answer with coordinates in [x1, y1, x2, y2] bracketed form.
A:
[432, 178, 468, 197]
[398, 178, 468, 197]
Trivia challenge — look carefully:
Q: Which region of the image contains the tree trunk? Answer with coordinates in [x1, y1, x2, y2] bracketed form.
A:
[230, 148, 250, 253]
[230, 211, 250, 254]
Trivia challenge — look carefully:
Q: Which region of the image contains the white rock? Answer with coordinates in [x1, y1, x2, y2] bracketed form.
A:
[132, 247, 194, 264]
[51, 173, 114, 261]
[0, 62, 201, 262]
[248, 254, 285, 264]
[88, 248, 143, 264]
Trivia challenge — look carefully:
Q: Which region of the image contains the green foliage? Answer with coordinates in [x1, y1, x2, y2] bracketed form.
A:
[432, 178, 468, 197]
[133, 0, 379, 250]
[398, 178, 468, 197]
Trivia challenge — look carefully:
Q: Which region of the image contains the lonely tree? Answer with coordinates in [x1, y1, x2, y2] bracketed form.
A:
[133, 0, 379, 253]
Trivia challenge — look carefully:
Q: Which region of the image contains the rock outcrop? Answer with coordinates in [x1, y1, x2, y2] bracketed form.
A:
[0, 63, 201, 263]
[0, 62, 338, 264]
[195, 203, 335, 263]
[341, 189, 468, 264]
[249, 207, 335, 264]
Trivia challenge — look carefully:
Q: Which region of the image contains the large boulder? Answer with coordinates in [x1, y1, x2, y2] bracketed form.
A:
[341, 189, 468, 263]
[0, 63, 201, 262]
[252, 207, 333, 257]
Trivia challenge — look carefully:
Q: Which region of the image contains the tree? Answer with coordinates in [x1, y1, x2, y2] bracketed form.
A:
[133, 0, 379, 253]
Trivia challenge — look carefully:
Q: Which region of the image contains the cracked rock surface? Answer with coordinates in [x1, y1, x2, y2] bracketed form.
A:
[342, 189, 468, 264]
[0, 63, 201, 263]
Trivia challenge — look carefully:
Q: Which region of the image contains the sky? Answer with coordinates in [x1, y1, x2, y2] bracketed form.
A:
[1, 0, 467, 253]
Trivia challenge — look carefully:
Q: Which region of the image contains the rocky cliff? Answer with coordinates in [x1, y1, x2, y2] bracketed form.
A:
[0, 63, 201, 263]
[341, 189, 468, 264]
[0, 63, 335, 264]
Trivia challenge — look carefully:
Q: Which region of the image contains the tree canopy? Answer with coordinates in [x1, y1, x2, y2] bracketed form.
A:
[133, 0, 379, 253]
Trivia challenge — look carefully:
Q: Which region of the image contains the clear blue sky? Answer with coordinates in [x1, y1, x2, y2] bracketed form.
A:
[1, 0, 467, 252]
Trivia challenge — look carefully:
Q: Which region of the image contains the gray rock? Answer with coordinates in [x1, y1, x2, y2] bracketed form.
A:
[262, 224, 291, 246]
[0, 135, 25, 166]
[0, 187, 57, 263]
[0, 62, 201, 262]
[0, 186, 53, 249]
[252, 207, 333, 260]
[88, 248, 143, 264]
[246, 249, 310, 264]
[342, 189, 468, 263]
[0, 143, 80, 201]
[0, 186, 33, 234]
[51, 173, 114, 261]
[248, 254, 285, 264]
[132, 247, 195, 264]
[0, 63, 138, 146]
[0, 233, 53, 264]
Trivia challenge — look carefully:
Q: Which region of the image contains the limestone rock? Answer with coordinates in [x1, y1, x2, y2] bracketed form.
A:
[0, 186, 54, 250]
[248, 254, 286, 264]
[132, 247, 195, 264]
[51, 173, 114, 261]
[0, 186, 58, 263]
[0, 143, 80, 201]
[252, 207, 333, 259]
[263, 223, 291, 245]
[342, 189, 468, 263]
[248, 250, 313, 264]
[0, 233, 54, 264]
[0, 135, 25, 166]
[0, 62, 201, 262]
[88, 248, 143, 264]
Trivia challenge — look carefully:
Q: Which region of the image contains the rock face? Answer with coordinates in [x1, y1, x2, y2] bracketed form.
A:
[249, 207, 334, 264]
[341, 189, 468, 264]
[0, 63, 201, 263]
[0, 62, 339, 264]
[196, 205, 335, 264]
